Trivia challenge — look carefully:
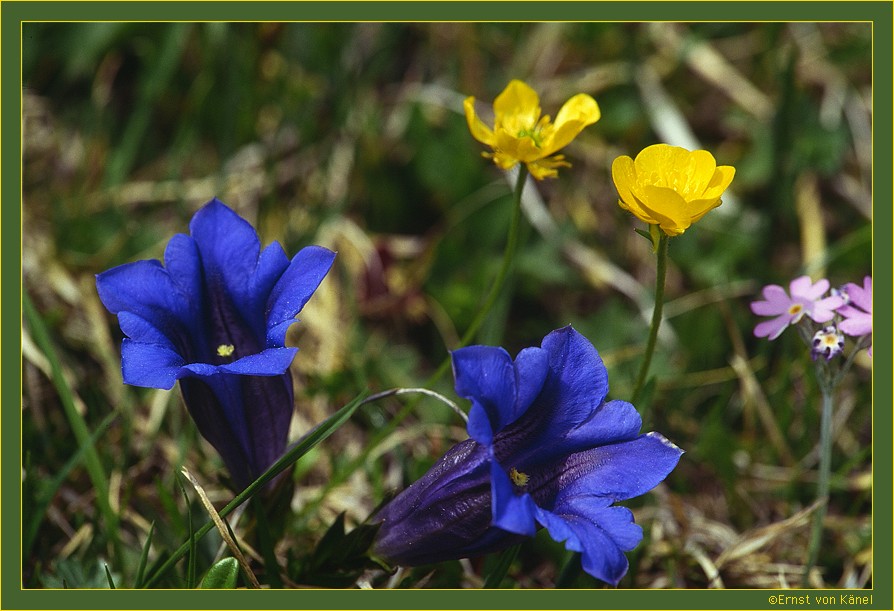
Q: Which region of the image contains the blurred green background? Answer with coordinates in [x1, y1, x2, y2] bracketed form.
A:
[22, 22, 872, 589]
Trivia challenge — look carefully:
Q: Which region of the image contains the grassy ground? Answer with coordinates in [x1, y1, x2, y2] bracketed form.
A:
[22, 22, 872, 589]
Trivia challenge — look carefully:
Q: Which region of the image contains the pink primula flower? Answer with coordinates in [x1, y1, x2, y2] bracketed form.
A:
[838, 276, 872, 356]
[750, 276, 845, 340]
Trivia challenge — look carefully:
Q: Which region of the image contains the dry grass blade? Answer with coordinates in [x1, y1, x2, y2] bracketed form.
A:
[647, 23, 773, 120]
[716, 500, 820, 569]
[729, 354, 797, 467]
[180, 467, 261, 589]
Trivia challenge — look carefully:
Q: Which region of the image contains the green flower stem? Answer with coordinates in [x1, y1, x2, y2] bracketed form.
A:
[297, 166, 529, 522]
[803, 384, 835, 585]
[459, 165, 527, 347]
[631, 232, 669, 405]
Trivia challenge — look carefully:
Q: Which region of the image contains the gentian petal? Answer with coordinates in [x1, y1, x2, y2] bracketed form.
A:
[179, 376, 254, 487]
[524, 326, 609, 442]
[178, 347, 299, 378]
[552, 433, 683, 503]
[563, 399, 643, 452]
[513, 347, 549, 416]
[117, 311, 177, 349]
[240, 372, 295, 481]
[490, 459, 537, 536]
[266, 245, 337, 347]
[189, 198, 261, 300]
[535, 503, 641, 586]
[452, 345, 518, 445]
[96, 260, 191, 341]
[162, 233, 203, 304]
[374, 441, 527, 565]
[120, 339, 185, 389]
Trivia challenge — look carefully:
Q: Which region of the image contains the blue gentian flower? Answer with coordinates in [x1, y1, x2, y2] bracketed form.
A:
[96, 198, 336, 489]
[373, 326, 682, 586]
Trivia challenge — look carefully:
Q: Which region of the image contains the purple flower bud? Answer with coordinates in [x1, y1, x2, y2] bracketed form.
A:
[811, 325, 845, 361]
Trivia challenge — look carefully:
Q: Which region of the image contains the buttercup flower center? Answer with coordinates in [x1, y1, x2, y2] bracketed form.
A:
[509, 467, 530, 488]
[515, 117, 551, 148]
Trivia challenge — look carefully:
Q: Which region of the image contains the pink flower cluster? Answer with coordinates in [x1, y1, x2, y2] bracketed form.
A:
[750, 275, 872, 358]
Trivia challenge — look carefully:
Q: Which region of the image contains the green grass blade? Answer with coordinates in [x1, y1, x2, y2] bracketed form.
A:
[483, 544, 520, 589]
[22, 295, 122, 562]
[176, 474, 197, 588]
[104, 564, 116, 589]
[23, 411, 116, 560]
[134, 521, 156, 588]
[143, 390, 367, 587]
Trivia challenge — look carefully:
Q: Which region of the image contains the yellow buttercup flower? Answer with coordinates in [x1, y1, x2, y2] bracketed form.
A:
[612, 144, 735, 236]
[464, 79, 600, 180]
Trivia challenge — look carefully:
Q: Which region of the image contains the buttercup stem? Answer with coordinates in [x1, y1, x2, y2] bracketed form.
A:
[459, 165, 528, 347]
[631, 232, 669, 405]
[803, 383, 835, 585]
[296, 165, 529, 523]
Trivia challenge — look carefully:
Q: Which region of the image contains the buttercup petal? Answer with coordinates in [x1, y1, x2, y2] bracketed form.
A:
[463, 97, 496, 146]
[701, 165, 736, 200]
[493, 79, 541, 127]
[685, 196, 724, 224]
[638, 185, 691, 235]
[495, 129, 542, 162]
[527, 156, 571, 180]
[544, 93, 600, 155]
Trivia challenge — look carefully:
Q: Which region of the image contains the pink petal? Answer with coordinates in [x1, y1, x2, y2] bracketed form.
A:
[751, 297, 790, 316]
[754, 314, 792, 340]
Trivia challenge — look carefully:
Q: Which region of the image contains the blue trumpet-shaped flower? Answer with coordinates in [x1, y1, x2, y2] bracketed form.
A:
[373, 326, 682, 586]
[96, 198, 335, 489]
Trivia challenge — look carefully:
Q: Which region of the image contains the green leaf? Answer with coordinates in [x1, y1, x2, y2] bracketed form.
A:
[144, 391, 367, 587]
[104, 564, 116, 589]
[22, 295, 121, 560]
[134, 521, 156, 588]
[175, 474, 197, 589]
[199, 557, 240, 589]
[483, 544, 520, 588]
